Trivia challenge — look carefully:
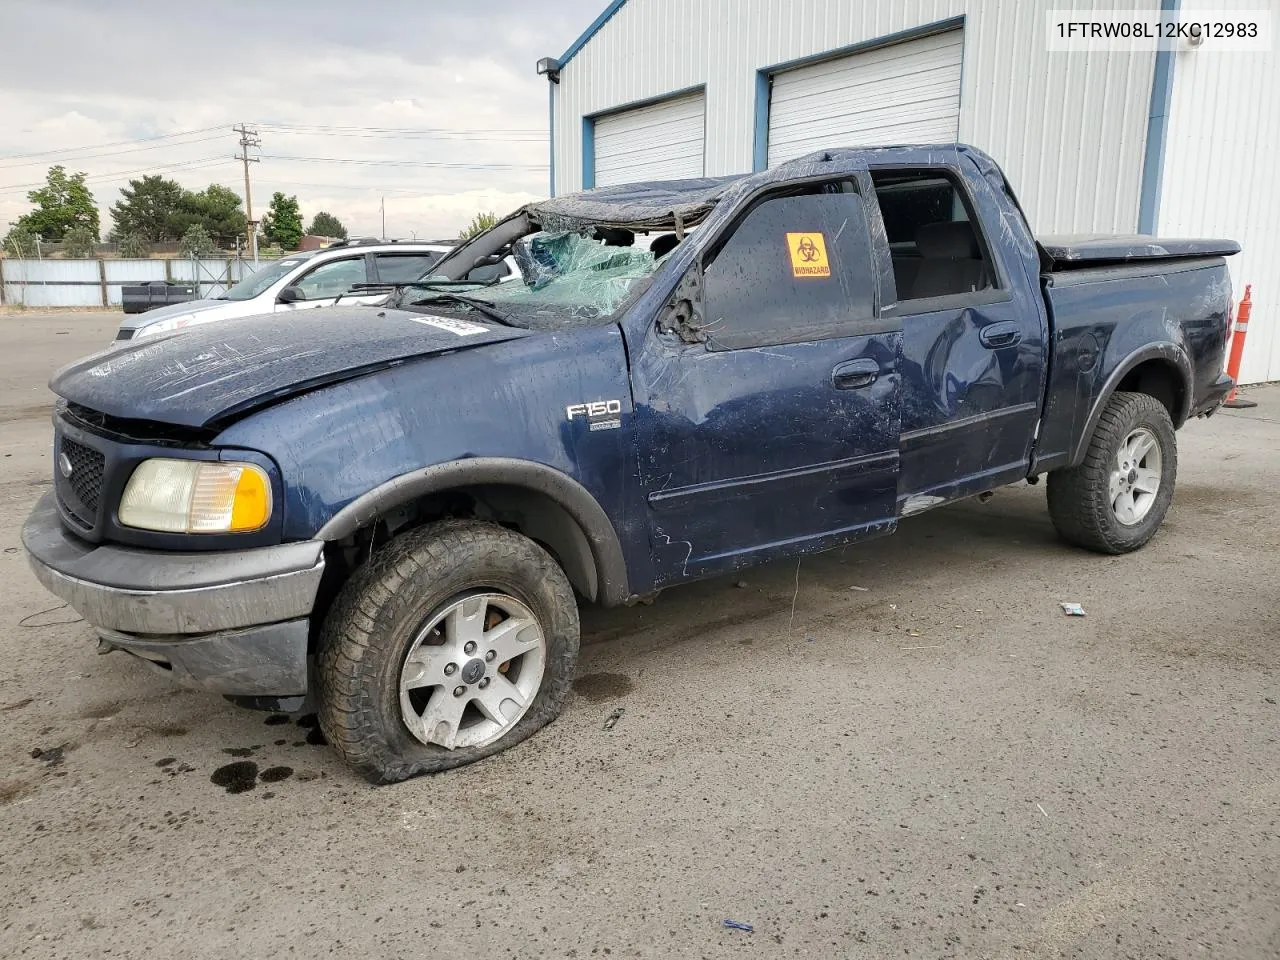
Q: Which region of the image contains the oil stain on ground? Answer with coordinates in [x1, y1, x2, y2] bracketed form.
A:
[210, 761, 258, 794]
[573, 673, 635, 703]
[296, 714, 327, 746]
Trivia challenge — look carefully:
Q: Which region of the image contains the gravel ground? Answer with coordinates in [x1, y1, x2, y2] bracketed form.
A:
[1, 312, 1277, 959]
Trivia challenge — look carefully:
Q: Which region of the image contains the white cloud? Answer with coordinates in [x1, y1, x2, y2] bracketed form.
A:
[0, 0, 601, 240]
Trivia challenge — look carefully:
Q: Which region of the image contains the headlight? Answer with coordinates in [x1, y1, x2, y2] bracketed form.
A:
[135, 314, 197, 338]
[119, 459, 272, 533]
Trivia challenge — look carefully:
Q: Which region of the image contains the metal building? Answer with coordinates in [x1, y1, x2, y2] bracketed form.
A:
[541, 0, 1279, 383]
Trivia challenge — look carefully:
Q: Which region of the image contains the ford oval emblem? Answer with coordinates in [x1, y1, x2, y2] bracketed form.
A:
[58, 451, 74, 479]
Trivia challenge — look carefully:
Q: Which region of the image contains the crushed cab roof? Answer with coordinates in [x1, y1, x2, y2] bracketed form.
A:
[527, 175, 745, 232]
[522, 145, 1003, 234]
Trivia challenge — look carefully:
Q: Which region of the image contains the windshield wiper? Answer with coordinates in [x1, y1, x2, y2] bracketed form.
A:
[408, 292, 512, 326]
[334, 282, 395, 305]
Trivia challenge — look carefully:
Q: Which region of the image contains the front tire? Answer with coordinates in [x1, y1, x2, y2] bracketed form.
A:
[1046, 391, 1177, 554]
[317, 520, 579, 784]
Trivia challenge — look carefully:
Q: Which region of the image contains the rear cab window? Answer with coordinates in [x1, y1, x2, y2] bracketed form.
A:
[869, 170, 1003, 305]
[700, 180, 879, 350]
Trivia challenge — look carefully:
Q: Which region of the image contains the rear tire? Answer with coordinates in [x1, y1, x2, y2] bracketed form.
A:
[317, 519, 579, 784]
[1046, 391, 1177, 554]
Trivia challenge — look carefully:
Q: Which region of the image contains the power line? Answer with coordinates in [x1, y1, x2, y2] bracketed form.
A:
[209, 178, 484, 198]
[0, 122, 545, 168]
[258, 154, 548, 170]
[258, 122, 544, 135]
[0, 156, 232, 196]
[265, 128, 547, 143]
[0, 133, 233, 170]
[0, 126, 226, 163]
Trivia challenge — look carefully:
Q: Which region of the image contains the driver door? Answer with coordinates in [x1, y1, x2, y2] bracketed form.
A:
[276, 255, 379, 311]
[629, 178, 903, 586]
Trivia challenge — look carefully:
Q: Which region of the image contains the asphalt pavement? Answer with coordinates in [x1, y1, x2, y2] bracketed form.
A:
[1, 311, 1277, 959]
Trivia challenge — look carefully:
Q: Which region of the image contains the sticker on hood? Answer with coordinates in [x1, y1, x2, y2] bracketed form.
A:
[409, 315, 489, 336]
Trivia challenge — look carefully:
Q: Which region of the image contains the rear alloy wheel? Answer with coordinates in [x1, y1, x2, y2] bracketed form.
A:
[318, 520, 579, 783]
[1108, 427, 1163, 527]
[1047, 391, 1177, 554]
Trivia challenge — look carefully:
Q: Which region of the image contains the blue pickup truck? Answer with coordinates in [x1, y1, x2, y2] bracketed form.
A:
[23, 146, 1237, 782]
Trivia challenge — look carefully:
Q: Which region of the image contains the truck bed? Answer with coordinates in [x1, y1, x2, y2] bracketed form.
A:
[1033, 255, 1234, 476]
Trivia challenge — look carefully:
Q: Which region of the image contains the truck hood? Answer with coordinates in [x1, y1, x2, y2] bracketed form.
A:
[52, 306, 532, 429]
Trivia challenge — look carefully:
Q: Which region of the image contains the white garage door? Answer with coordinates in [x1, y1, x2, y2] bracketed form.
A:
[767, 29, 964, 167]
[593, 91, 705, 186]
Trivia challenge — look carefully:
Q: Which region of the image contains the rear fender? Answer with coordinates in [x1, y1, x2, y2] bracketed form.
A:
[1068, 343, 1192, 466]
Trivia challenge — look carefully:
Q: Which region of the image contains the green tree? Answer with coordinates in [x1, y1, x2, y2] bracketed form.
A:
[306, 211, 347, 240]
[179, 223, 216, 258]
[459, 211, 497, 242]
[110, 175, 187, 241]
[61, 224, 96, 258]
[3, 225, 38, 257]
[12, 165, 99, 241]
[174, 185, 246, 248]
[261, 192, 303, 250]
[117, 232, 151, 258]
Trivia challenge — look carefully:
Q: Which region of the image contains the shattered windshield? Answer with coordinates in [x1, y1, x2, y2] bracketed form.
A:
[406, 230, 676, 330]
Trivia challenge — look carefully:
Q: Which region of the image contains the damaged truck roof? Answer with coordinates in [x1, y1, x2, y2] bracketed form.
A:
[526, 176, 744, 232]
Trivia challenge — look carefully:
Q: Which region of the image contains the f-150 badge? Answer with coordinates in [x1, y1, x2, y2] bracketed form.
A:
[566, 400, 622, 431]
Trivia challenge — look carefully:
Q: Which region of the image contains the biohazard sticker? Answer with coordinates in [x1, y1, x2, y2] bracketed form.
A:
[786, 232, 830, 278]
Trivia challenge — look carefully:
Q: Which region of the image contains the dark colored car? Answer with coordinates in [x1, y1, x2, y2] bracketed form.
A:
[23, 145, 1237, 782]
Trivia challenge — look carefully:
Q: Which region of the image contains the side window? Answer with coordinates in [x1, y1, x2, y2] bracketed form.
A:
[374, 253, 441, 283]
[701, 184, 877, 351]
[293, 257, 368, 300]
[871, 171, 998, 303]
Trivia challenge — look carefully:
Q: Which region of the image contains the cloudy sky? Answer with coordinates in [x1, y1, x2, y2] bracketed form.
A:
[0, 0, 603, 240]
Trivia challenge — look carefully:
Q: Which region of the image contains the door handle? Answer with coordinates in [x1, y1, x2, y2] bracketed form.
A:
[832, 358, 880, 390]
[979, 321, 1022, 349]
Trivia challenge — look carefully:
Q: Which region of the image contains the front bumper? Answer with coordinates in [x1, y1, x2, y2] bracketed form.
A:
[22, 492, 325, 696]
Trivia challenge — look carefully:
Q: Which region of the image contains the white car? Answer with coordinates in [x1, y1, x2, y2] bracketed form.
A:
[115, 240, 516, 341]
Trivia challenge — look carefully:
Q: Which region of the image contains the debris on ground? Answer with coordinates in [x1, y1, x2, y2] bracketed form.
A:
[723, 920, 754, 933]
[18, 603, 82, 628]
[849, 585, 869, 592]
[1060, 602, 1087, 617]
[735, 580, 748, 589]
[29, 745, 65, 766]
[602, 707, 625, 731]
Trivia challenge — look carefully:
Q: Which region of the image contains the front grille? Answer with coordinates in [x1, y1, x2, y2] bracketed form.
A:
[58, 436, 105, 523]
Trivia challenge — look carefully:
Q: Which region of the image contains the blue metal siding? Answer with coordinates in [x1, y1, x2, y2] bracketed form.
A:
[1138, 0, 1180, 233]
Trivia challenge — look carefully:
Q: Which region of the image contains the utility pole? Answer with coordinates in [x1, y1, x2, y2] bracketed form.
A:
[233, 124, 261, 263]
[380, 196, 386, 241]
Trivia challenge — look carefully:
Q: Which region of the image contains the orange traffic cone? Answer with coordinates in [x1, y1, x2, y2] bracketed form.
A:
[1224, 285, 1257, 409]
